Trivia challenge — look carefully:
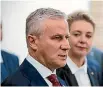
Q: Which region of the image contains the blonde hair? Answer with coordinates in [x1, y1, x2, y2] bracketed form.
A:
[67, 11, 95, 31]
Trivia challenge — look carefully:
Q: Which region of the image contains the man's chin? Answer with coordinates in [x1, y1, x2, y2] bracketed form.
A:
[58, 62, 66, 68]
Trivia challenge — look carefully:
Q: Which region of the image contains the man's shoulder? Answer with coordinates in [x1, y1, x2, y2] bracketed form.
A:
[88, 47, 103, 57]
[1, 50, 18, 57]
[88, 58, 99, 66]
[1, 50, 19, 61]
[92, 47, 103, 53]
[87, 47, 103, 65]
[1, 50, 19, 67]
[1, 59, 47, 86]
[87, 58, 101, 71]
[1, 67, 30, 86]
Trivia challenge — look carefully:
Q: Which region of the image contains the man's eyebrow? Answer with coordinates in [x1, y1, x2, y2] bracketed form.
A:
[52, 33, 63, 36]
[73, 30, 81, 33]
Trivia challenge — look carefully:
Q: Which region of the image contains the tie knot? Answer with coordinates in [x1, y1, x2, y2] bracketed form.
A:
[48, 74, 57, 79]
[47, 74, 61, 86]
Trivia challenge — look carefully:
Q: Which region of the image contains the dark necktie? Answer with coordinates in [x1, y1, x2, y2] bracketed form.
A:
[47, 74, 61, 86]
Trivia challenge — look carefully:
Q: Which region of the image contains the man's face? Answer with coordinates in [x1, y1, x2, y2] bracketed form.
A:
[69, 20, 94, 57]
[36, 19, 70, 70]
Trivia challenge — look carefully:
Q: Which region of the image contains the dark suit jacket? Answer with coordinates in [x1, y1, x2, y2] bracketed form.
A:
[57, 59, 101, 86]
[1, 59, 66, 86]
[1, 50, 19, 83]
[87, 47, 103, 86]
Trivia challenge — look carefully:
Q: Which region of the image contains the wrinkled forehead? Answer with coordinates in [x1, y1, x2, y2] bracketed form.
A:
[42, 19, 69, 35]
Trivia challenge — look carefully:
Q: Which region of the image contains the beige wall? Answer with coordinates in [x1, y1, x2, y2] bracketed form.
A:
[89, 1, 103, 50]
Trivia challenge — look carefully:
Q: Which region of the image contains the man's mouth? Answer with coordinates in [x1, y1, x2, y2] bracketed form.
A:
[58, 54, 67, 59]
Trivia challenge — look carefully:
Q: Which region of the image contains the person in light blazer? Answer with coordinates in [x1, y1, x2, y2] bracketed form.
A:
[1, 8, 70, 86]
[0, 22, 19, 83]
[57, 11, 102, 86]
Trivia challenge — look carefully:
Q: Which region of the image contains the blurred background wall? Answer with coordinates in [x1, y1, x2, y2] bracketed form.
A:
[1, 0, 103, 64]
[90, 1, 103, 51]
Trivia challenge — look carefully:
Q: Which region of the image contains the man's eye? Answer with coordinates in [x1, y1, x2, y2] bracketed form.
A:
[55, 36, 62, 40]
[51, 35, 63, 40]
[73, 33, 80, 36]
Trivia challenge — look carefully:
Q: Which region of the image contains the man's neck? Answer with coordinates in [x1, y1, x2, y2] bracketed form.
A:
[29, 50, 55, 72]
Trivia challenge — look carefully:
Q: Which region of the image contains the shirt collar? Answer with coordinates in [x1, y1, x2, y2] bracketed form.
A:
[26, 54, 56, 79]
[66, 56, 87, 74]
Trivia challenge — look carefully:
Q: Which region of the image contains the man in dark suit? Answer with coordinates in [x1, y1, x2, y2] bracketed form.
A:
[57, 11, 102, 86]
[0, 22, 19, 83]
[1, 8, 70, 86]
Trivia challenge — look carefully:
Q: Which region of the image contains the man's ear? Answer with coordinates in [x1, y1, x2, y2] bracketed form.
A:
[27, 34, 38, 50]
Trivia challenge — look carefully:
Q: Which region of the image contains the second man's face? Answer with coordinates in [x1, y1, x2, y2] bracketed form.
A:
[68, 20, 94, 57]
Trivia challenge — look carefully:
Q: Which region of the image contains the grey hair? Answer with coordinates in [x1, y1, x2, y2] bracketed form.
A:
[26, 8, 67, 38]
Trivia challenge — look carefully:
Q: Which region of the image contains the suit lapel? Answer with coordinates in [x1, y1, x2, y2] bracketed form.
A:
[21, 59, 48, 86]
[64, 64, 78, 86]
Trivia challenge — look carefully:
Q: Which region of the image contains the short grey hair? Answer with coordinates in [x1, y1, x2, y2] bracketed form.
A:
[26, 8, 67, 38]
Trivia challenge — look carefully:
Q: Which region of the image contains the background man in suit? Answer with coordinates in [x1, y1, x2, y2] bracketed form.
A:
[2, 8, 70, 86]
[57, 11, 102, 86]
[87, 47, 103, 69]
[87, 47, 103, 85]
[0, 22, 19, 83]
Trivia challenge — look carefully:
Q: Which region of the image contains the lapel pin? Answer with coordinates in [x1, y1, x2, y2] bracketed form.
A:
[91, 72, 94, 75]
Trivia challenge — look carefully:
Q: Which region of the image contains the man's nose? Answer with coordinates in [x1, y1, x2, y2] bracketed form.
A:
[60, 38, 70, 51]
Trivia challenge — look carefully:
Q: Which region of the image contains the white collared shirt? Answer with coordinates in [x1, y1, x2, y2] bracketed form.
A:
[26, 54, 56, 86]
[66, 56, 91, 86]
